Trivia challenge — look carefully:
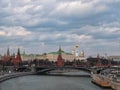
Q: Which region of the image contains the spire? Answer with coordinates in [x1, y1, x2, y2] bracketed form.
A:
[7, 48, 10, 56]
[58, 45, 62, 55]
[16, 48, 22, 62]
[17, 48, 20, 55]
[57, 46, 63, 67]
[4, 48, 11, 63]
[96, 54, 103, 67]
[13, 48, 22, 67]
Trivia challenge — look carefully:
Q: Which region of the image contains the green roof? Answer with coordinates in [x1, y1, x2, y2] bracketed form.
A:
[65, 52, 72, 55]
[48, 50, 72, 55]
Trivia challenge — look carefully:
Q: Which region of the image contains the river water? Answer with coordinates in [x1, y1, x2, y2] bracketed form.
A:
[0, 71, 112, 90]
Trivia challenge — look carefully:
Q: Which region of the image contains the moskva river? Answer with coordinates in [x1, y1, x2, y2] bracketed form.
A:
[0, 71, 112, 90]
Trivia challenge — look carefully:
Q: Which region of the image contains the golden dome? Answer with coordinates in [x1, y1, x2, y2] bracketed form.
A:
[75, 43, 79, 48]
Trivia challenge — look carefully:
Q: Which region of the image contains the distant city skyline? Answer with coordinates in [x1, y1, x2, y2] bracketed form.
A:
[0, 0, 120, 56]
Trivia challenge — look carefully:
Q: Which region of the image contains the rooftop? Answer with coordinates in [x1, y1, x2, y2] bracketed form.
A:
[48, 50, 72, 55]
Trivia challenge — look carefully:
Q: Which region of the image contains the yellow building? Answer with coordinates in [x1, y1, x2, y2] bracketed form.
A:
[108, 55, 120, 61]
[21, 54, 46, 61]
[47, 50, 74, 61]
[21, 44, 86, 62]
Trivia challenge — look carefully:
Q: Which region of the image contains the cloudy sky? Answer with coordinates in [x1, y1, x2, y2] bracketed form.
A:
[0, 0, 120, 56]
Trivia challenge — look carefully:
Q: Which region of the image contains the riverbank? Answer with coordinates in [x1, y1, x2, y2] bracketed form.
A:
[0, 72, 90, 83]
[0, 72, 35, 83]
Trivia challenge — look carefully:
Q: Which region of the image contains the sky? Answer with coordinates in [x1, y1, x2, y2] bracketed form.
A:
[0, 0, 120, 56]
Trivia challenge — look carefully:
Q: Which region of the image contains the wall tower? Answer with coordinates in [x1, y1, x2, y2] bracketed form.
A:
[57, 46, 63, 67]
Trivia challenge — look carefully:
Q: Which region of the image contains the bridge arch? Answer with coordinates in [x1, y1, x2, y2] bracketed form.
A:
[35, 66, 91, 74]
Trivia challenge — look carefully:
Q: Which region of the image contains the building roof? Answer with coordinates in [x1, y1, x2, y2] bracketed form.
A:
[48, 50, 72, 55]
[108, 56, 120, 59]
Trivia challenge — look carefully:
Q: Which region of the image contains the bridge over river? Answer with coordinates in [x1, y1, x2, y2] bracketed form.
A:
[0, 66, 112, 90]
[35, 66, 91, 76]
[0, 71, 112, 90]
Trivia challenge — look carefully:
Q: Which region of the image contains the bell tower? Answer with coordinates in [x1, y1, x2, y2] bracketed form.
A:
[75, 43, 79, 59]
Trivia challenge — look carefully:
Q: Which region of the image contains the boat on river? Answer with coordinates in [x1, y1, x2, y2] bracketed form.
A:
[111, 76, 120, 90]
[111, 69, 120, 90]
[91, 66, 120, 89]
[91, 74, 111, 88]
[110, 66, 120, 90]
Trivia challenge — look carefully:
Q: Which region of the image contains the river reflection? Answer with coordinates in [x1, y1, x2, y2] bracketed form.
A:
[0, 72, 112, 90]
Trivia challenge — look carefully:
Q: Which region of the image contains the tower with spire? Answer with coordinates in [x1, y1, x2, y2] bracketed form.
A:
[13, 48, 22, 67]
[4, 48, 11, 64]
[57, 46, 63, 67]
[96, 54, 103, 67]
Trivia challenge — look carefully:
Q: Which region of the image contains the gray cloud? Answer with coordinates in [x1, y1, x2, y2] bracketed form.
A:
[0, 0, 120, 56]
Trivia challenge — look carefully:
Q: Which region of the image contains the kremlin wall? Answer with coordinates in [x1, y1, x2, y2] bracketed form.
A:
[21, 44, 86, 62]
[0, 44, 120, 65]
[21, 48, 86, 62]
[0, 48, 22, 68]
[0, 44, 86, 63]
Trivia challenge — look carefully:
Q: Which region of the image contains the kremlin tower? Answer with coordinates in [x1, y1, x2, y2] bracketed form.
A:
[4, 48, 11, 65]
[13, 48, 22, 67]
[3, 48, 22, 67]
[107, 59, 112, 67]
[96, 54, 103, 67]
[57, 46, 63, 67]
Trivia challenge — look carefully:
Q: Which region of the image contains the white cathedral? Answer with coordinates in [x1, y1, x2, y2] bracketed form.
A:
[72, 43, 86, 62]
